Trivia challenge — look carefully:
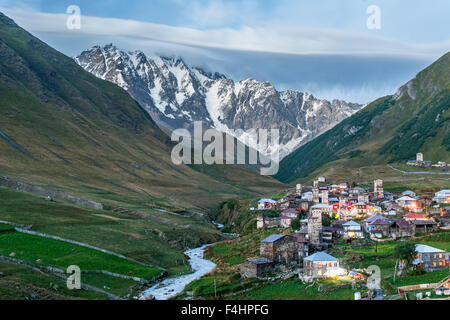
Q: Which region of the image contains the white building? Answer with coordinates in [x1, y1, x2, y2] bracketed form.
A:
[302, 192, 313, 202]
[309, 204, 334, 216]
[303, 252, 345, 278]
[257, 199, 277, 210]
[433, 190, 450, 204]
[342, 220, 364, 239]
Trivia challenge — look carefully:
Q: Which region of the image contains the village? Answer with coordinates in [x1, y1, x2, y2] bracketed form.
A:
[239, 168, 450, 300]
[406, 153, 449, 168]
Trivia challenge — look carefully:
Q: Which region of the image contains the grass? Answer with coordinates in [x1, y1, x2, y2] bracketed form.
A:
[232, 278, 367, 300]
[0, 260, 109, 300]
[0, 186, 222, 274]
[0, 231, 163, 280]
[387, 269, 449, 287]
[80, 273, 141, 298]
[0, 223, 15, 231]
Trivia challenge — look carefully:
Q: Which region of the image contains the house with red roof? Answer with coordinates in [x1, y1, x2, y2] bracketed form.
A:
[403, 212, 427, 221]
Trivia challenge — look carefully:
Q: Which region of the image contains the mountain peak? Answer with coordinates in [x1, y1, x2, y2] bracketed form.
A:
[76, 45, 363, 159]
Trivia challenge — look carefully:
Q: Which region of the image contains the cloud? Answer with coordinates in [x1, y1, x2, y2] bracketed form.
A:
[0, 7, 443, 104]
[1, 7, 449, 58]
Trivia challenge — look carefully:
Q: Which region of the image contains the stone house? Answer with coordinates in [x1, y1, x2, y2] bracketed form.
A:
[257, 214, 281, 229]
[281, 215, 293, 228]
[342, 220, 364, 239]
[362, 214, 388, 233]
[411, 219, 438, 233]
[282, 208, 299, 218]
[413, 244, 449, 272]
[290, 233, 309, 259]
[303, 252, 342, 278]
[389, 219, 415, 238]
[260, 234, 298, 265]
[241, 258, 273, 279]
[369, 219, 391, 237]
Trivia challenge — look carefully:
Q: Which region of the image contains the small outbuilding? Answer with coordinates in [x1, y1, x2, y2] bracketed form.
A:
[241, 257, 273, 279]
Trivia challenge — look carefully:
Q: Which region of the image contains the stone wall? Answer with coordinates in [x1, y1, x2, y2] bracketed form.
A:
[0, 176, 103, 210]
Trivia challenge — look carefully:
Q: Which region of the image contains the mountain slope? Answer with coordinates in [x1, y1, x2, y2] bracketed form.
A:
[276, 52, 450, 183]
[0, 11, 283, 212]
[76, 45, 362, 159]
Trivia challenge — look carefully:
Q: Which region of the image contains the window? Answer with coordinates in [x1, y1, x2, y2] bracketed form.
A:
[318, 263, 322, 268]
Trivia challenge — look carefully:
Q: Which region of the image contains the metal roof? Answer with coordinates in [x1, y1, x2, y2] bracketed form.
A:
[415, 244, 445, 253]
[343, 220, 360, 227]
[249, 257, 273, 264]
[304, 251, 338, 262]
[412, 220, 437, 225]
[261, 234, 286, 243]
[259, 198, 277, 203]
[311, 204, 333, 209]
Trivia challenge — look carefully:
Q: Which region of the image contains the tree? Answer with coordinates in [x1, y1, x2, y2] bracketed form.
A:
[322, 214, 332, 227]
[291, 218, 301, 231]
[393, 242, 416, 282]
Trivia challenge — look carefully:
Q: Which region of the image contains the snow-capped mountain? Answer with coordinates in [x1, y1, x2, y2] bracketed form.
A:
[75, 44, 363, 159]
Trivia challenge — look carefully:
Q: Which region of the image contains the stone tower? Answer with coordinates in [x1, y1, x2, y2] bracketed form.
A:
[358, 193, 369, 203]
[416, 153, 424, 162]
[296, 184, 303, 195]
[257, 213, 265, 229]
[374, 179, 384, 199]
[308, 208, 322, 246]
[313, 188, 320, 204]
[322, 190, 329, 205]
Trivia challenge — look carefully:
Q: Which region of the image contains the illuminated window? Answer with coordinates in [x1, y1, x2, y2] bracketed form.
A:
[318, 263, 322, 268]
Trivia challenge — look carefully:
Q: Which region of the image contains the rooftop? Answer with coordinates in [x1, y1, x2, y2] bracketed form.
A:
[397, 196, 416, 201]
[304, 251, 338, 262]
[311, 204, 333, 209]
[343, 220, 360, 227]
[370, 219, 391, 226]
[261, 234, 286, 243]
[415, 244, 445, 254]
[282, 208, 298, 214]
[249, 257, 273, 264]
[411, 220, 437, 225]
[259, 198, 277, 204]
[404, 213, 425, 219]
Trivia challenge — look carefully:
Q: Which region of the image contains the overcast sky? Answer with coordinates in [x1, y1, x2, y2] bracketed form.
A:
[0, 0, 449, 103]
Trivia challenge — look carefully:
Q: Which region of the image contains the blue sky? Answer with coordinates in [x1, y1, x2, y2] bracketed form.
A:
[0, 0, 449, 103]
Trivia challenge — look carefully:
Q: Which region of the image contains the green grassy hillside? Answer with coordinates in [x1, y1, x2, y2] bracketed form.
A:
[276, 52, 450, 184]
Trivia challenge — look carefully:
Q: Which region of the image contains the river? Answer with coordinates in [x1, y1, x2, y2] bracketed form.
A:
[140, 244, 216, 300]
